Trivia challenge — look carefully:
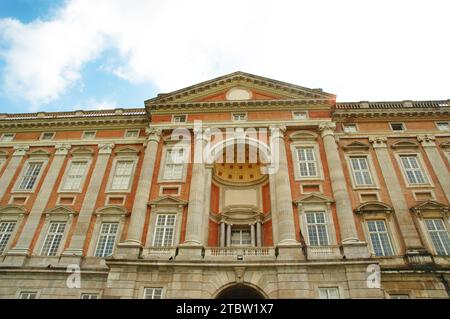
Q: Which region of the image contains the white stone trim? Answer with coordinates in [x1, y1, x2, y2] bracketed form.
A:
[157, 144, 189, 183]
[344, 153, 380, 190]
[414, 209, 450, 256]
[412, 190, 436, 201]
[231, 112, 248, 122]
[291, 110, 309, 120]
[105, 155, 138, 193]
[82, 130, 97, 139]
[40, 132, 55, 141]
[360, 212, 401, 257]
[124, 129, 140, 139]
[0, 205, 27, 255]
[290, 139, 324, 181]
[159, 185, 181, 197]
[393, 151, 434, 188]
[12, 157, 49, 193]
[358, 192, 379, 203]
[58, 156, 93, 193]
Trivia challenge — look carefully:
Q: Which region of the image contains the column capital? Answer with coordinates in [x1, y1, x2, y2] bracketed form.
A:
[369, 136, 387, 148]
[145, 127, 162, 143]
[98, 143, 115, 154]
[12, 145, 29, 156]
[318, 122, 336, 138]
[269, 125, 286, 139]
[55, 143, 71, 155]
[417, 134, 436, 147]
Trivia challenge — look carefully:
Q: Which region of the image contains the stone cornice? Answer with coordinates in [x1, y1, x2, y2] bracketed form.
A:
[333, 105, 450, 119]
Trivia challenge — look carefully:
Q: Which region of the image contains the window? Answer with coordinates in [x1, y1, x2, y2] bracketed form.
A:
[41, 222, 66, 256]
[0, 133, 14, 142]
[390, 294, 410, 299]
[62, 161, 88, 191]
[125, 130, 139, 138]
[343, 124, 357, 133]
[306, 212, 329, 246]
[367, 220, 394, 256]
[232, 113, 247, 121]
[18, 162, 44, 190]
[292, 111, 308, 120]
[318, 287, 339, 299]
[296, 147, 318, 177]
[399, 155, 427, 185]
[436, 122, 450, 131]
[172, 115, 187, 123]
[94, 223, 119, 257]
[0, 222, 16, 254]
[143, 288, 163, 299]
[162, 148, 185, 180]
[424, 219, 450, 255]
[350, 157, 374, 186]
[82, 131, 96, 139]
[230, 228, 252, 246]
[81, 293, 99, 299]
[40, 132, 55, 140]
[153, 215, 176, 247]
[390, 123, 405, 131]
[18, 291, 37, 299]
[111, 160, 134, 190]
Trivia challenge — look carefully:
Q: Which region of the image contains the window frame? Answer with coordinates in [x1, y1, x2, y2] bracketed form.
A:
[124, 129, 140, 139]
[345, 154, 379, 189]
[40, 221, 67, 257]
[152, 214, 177, 247]
[231, 112, 248, 122]
[59, 157, 92, 193]
[390, 122, 406, 132]
[17, 290, 39, 299]
[0, 206, 27, 255]
[106, 156, 138, 193]
[40, 132, 55, 141]
[93, 222, 120, 258]
[143, 287, 164, 299]
[290, 141, 324, 181]
[360, 212, 400, 257]
[158, 145, 189, 183]
[172, 115, 187, 124]
[13, 158, 49, 193]
[292, 111, 308, 120]
[82, 131, 97, 139]
[342, 123, 358, 133]
[80, 292, 101, 299]
[88, 206, 127, 258]
[423, 218, 450, 256]
[435, 121, 450, 131]
[317, 287, 340, 299]
[0, 133, 15, 142]
[395, 152, 432, 187]
[365, 219, 395, 257]
[305, 211, 330, 246]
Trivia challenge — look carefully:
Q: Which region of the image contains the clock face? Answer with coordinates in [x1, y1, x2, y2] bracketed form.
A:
[225, 87, 252, 101]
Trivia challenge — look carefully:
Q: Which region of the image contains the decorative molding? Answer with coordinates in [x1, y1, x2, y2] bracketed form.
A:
[417, 135, 436, 147]
[410, 200, 449, 218]
[94, 205, 129, 218]
[342, 141, 371, 152]
[294, 193, 334, 206]
[55, 143, 72, 155]
[390, 140, 419, 151]
[70, 146, 94, 157]
[44, 205, 78, 218]
[289, 131, 318, 142]
[369, 136, 387, 148]
[318, 122, 336, 138]
[0, 204, 28, 217]
[354, 201, 394, 215]
[98, 143, 115, 155]
[145, 127, 163, 143]
[440, 141, 450, 150]
[27, 148, 51, 158]
[115, 146, 140, 156]
[12, 145, 29, 156]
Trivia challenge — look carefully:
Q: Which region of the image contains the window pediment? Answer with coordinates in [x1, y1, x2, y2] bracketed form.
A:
[114, 146, 140, 156]
[343, 141, 371, 152]
[148, 196, 187, 212]
[0, 150, 8, 158]
[71, 147, 94, 157]
[289, 131, 318, 142]
[0, 204, 28, 217]
[391, 140, 419, 151]
[27, 149, 51, 158]
[440, 141, 450, 150]
[294, 194, 334, 206]
[95, 205, 129, 217]
[355, 201, 393, 214]
[44, 206, 78, 217]
[411, 200, 449, 217]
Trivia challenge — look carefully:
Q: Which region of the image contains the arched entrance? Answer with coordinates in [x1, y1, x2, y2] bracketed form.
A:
[216, 284, 266, 299]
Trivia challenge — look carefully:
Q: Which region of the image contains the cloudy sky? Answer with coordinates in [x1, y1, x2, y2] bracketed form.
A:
[0, 0, 449, 113]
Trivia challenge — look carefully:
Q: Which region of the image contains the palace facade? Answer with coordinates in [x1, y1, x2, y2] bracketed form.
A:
[0, 72, 449, 299]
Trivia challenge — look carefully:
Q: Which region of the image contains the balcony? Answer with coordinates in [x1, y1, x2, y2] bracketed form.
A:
[305, 245, 342, 260]
[205, 247, 277, 261]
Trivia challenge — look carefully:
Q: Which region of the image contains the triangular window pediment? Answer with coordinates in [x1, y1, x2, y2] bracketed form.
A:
[295, 193, 334, 205]
[343, 141, 371, 152]
[148, 196, 187, 207]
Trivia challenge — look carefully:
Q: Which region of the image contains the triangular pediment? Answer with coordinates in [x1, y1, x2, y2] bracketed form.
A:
[355, 201, 393, 214]
[148, 196, 188, 207]
[146, 71, 335, 105]
[45, 205, 77, 216]
[294, 193, 334, 204]
[411, 200, 450, 213]
[343, 141, 371, 151]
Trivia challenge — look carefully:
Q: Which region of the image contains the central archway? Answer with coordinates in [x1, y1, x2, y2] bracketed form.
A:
[215, 284, 266, 299]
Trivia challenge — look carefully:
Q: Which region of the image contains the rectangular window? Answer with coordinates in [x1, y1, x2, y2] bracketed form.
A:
[424, 219, 450, 255]
[296, 147, 318, 177]
[390, 123, 405, 131]
[94, 223, 119, 257]
[125, 130, 139, 138]
[1, 133, 14, 142]
[230, 228, 252, 246]
[41, 222, 66, 256]
[400, 155, 427, 185]
[18, 162, 44, 190]
[143, 288, 163, 299]
[306, 212, 329, 246]
[0, 222, 16, 254]
[350, 157, 374, 186]
[82, 131, 96, 139]
[318, 287, 339, 299]
[163, 148, 185, 180]
[41, 132, 55, 140]
[172, 115, 187, 123]
[81, 293, 99, 299]
[343, 124, 357, 133]
[62, 161, 88, 191]
[111, 160, 134, 190]
[232, 113, 247, 121]
[292, 111, 308, 120]
[18, 291, 37, 299]
[436, 122, 450, 131]
[367, 220, 394, 256]
[153, 215, 176, 247]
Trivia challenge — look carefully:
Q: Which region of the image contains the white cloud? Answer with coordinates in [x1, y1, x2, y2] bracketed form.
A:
[0, 0, 449, 109]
